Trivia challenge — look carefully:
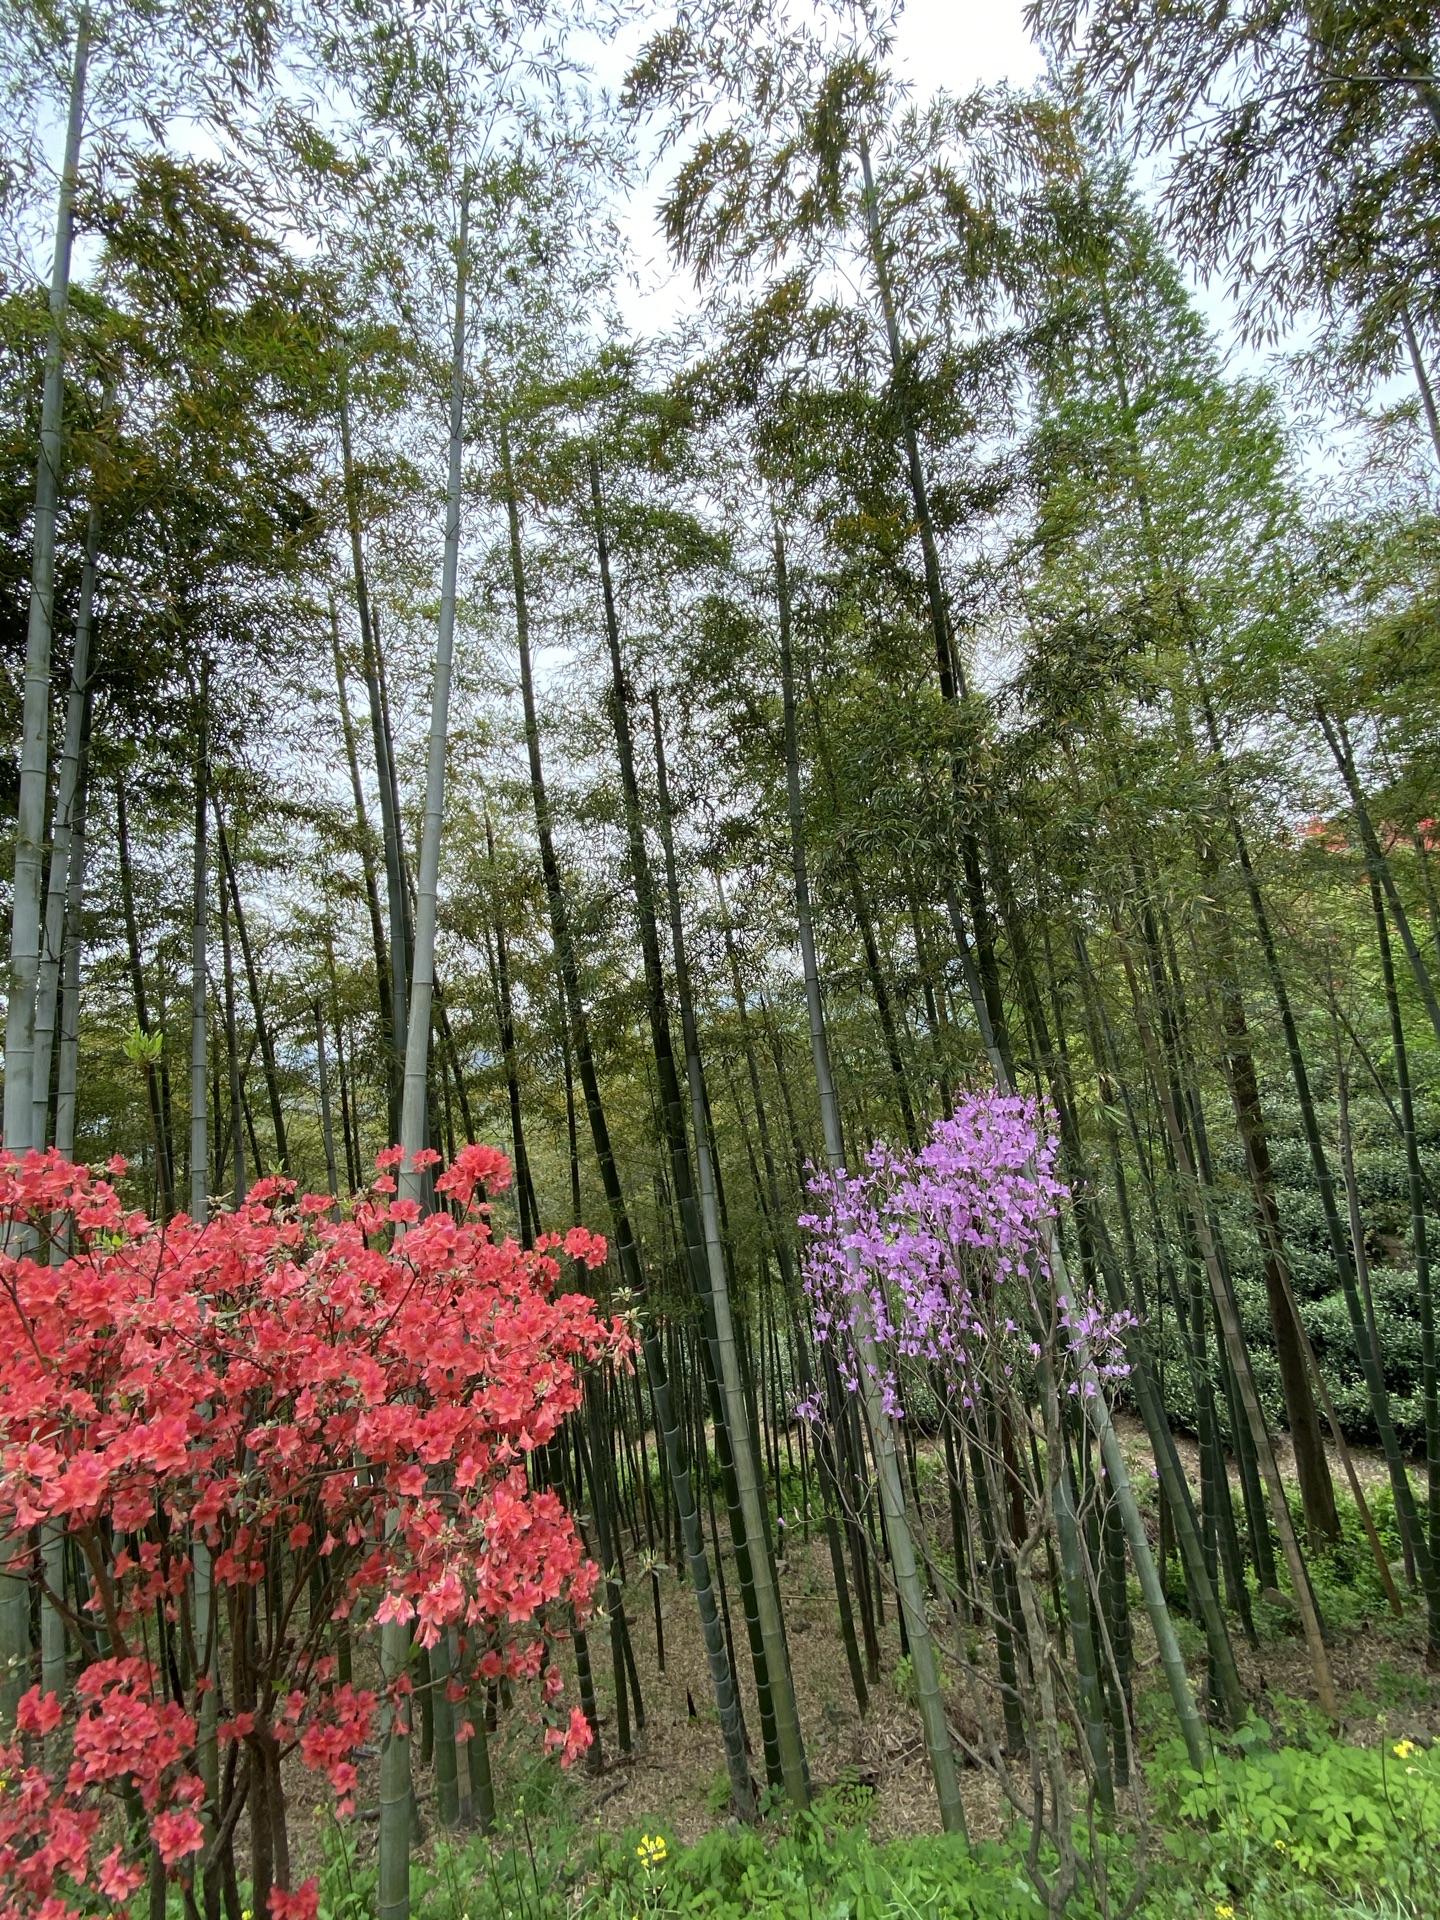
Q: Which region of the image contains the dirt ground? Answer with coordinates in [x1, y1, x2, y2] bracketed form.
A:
[333, 1416, 1440, 1872]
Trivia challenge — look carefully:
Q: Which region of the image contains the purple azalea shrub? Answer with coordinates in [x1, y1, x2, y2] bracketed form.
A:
[797, 1091, 1134, 1423]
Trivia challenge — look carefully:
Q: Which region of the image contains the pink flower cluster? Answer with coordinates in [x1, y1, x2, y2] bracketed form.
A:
[799, 1093, 1132, 1421]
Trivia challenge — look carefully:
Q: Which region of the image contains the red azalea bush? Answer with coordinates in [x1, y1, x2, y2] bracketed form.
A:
[0, 1140, 627, 1919]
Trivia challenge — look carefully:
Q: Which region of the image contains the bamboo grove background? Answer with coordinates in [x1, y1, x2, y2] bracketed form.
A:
[4, 0, 1440, 1911]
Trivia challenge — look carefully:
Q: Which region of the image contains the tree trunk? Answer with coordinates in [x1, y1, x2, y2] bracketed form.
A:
[1204, 879, 1338, 1541]
[396, 176, 470, 1202]
[340, 387, 407, 1139]
[428, 1621, 460, 1829]
[52, 688, 92, 1166]
[942, 858, 1213, 1755]
[2, 11, 89, 1173]
[1122, 952, 1339, 1718]
[215, 805, 289, 1173]
[376, 1556, 412, 1920]
[1147, 895, 1277, 1593]
[987, 879, 1216, 1753]
[382, 180, 472, 1920]
[336, 1007, 359, 1191]
[855, 133, 1010, 1067]
[483, 814, 535, 1245]
[1319, 706, 1440, 1056]
[1401, 306, 1440, 476]
[716, 874, 870, 1712]
[375, 615, 417, 1019]
[1070, 927, 1247, 1724]
[32, 491, 100, 1153]
[1197, 683, 1440, 1644]
[649, 691, 810, 1806]
[1051, 1444, 1114, 1816]
[905, 870, 954, 1118]
[117, 774, 176, 1216]
[500, 414, 756, 1820]
[216, 835, 247, 1209]
[1359, 864, 1439, 1563]
[799, 668, 920, 1148]
[587, 447, 786, 1790]
[329, 595, 394, 1077]
[190, 664, 211, 1223]
[777, 522, 966, 1836]
[315, 1001, 340, 1199]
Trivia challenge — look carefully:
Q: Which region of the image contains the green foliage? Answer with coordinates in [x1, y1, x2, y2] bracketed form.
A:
[379, 1816, 1042, 1920]
[631, 1821, 1040, 1919]
[1371, 1661, 1434, 1713]
[1149, 1726, 1440, 1910]
[1298, 1483, 1413, 1631]
[265, 1725, 1440, 1919]
[813, 1771, 879, 1829]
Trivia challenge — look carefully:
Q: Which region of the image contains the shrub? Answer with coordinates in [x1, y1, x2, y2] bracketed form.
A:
[1150, 1726, 1440, 1909]
[0, 1143, 624, 1919]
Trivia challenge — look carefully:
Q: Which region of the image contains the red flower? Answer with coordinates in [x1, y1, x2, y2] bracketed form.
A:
[436, 1142, 512, 1203]
[150, 1809, 205, 1866]
[269, 1879, 320, 1920]
[16, 1687, 63, 1736]
[0, 1141, 625, 1917]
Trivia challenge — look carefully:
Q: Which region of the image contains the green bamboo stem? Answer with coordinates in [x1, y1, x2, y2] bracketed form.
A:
[1052, 1436, 1115, 1817]
[650, 693, 808, 1806]
[500, 419, 754, 1819]
[778, 524, 965, 1836]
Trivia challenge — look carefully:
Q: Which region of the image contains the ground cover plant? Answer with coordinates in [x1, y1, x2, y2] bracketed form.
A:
[142, 1718, 1440, 1918]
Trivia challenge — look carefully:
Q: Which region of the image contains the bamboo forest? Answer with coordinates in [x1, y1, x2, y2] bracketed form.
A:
[5, 0, 1440, 1915]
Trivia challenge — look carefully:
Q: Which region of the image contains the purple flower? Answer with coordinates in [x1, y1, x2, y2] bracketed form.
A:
[798, 1091, 1138, 1429]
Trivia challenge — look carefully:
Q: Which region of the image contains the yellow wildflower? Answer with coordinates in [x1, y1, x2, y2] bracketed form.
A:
[1214, 1906, 1235, 1919]
[1393, 1740, 1417, 1760]
[636, 1833, 668, 1870]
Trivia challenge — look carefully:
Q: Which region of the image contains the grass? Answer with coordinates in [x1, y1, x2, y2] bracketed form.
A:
[268, 1714, 1440, 1920]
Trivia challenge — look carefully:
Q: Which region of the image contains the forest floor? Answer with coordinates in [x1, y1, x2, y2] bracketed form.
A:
[324, 1418, 1440, 1884]
[555, 1420, 1437, 1847]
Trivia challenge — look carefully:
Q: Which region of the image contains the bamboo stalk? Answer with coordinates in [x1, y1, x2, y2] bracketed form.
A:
[777, 522, 965, 1836]
[499, 415, 755, 1821]
[1122, 951, 1339, 1720]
